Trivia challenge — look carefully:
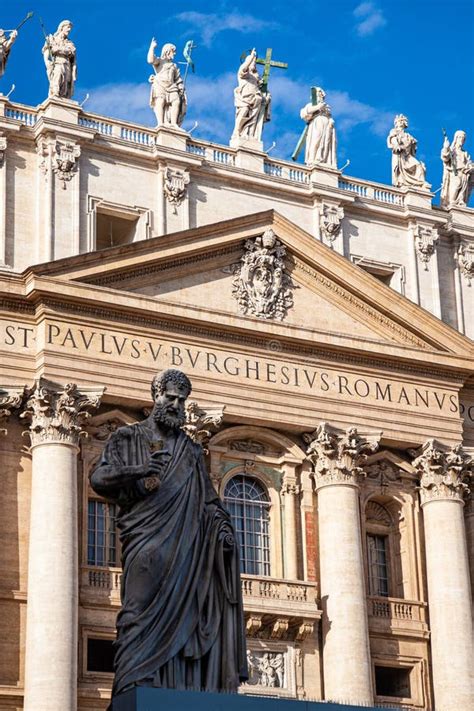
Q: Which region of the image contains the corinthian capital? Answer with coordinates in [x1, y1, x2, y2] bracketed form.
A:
[183, 401, 225, 452]
[412, 439, 472, 504]
[303, 422, 380, 488]
[20, 379, 104, 447]
[0, 387, 27, 435]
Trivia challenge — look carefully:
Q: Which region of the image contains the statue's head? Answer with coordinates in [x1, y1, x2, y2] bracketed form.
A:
[315, 87, 326, 102]
[453, 130, 466, 147]
[161, 43, 176, 60]
[394, 114, 408, 129]
[150, 369, 192, 430]
[57, 20, 72, 37]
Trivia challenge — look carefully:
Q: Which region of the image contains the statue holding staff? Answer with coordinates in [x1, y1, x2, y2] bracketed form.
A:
[91, 369, 247, 701]
[0, 11, 33, 79]
[147, 38, 187, 127]
[42, 19, 76, 99]
[440, 130, 474, 208]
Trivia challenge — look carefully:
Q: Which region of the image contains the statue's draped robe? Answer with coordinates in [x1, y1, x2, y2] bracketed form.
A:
[387, 129, 426, 188]
[92, 423, 247, 698]
[301, 102, 337, 168]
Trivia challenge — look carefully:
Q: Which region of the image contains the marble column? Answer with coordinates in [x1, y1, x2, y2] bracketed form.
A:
[281, 467, 299, 580]
[413, 441, 473, 711]
[305, 423, 379, 706]
[21, 380, 102, 711]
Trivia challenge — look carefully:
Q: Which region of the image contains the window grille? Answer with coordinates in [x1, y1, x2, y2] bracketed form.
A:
[224, 475, 271, 576]
[87, 500, 119, 567]
[367, 533, 389, 596]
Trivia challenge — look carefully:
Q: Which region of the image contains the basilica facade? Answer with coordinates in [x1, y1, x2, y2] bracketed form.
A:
[0, 90, 473, 711]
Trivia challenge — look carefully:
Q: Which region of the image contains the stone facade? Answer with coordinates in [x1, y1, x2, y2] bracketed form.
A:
[0, 95, 473, 711]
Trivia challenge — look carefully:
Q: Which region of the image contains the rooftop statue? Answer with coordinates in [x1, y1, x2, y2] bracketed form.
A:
[231, 48, 270, 143]
[0, 11, 33, 80]
[42, 19, 76, 99]
[440, 130, 474, 208]
[295, 86, 337, 168]
[0, 28, 17, 79]
[91, 369, 247, 703]
[147, 37, 187, 128]
[387, 114, 429, 189]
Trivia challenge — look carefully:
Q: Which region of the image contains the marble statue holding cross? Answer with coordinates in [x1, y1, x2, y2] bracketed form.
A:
[231, 47, 287, 149]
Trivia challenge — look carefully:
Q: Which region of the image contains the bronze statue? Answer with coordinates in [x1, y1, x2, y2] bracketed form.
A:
[91, 369, 247, 701]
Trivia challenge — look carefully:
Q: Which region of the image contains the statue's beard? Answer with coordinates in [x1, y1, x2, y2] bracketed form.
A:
[153, 404, 185, 430]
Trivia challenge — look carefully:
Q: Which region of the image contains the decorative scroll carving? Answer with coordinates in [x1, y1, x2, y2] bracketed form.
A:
[295, 620, 315, 641]
[415, 225, 438, 271]
[224, 229, 295, 321]
[183, 401, 224, 452]
[246, 650, 285, 688]
[36, 137, 51, 176]
[230, 439, 266, 454]
[271, 619, 289, 640]
[303, 422, 380, 488]
[0, 388, 25, 435]
[456, 242, 474, 286]
[319, 203, 344, 245]
[53, 140, 81, 188]
[412, 440, 472, 504]
[281, 477, 300, 496]
[20, 379, 103, 447]
[163, 167, 190, 208]
[88, 417, 126, 441]
[365, 461, 400, 488]
[366, 500, 392, 527]
[246, 615, 263, 636]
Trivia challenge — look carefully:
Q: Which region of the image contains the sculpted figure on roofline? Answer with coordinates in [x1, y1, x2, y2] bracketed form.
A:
[387, 114, 429, 189]
[147, 37, 187, 127]
[43, 19, 76, 99]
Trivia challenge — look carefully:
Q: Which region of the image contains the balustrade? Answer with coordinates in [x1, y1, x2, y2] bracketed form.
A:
[5, 107, 37, 126]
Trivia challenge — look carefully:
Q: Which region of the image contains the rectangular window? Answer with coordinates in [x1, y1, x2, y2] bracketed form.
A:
[87, 637, 115, 673]
[367, 533, 389, 596]
[87, 500, 119, 567]
[375, 665, 411, 698]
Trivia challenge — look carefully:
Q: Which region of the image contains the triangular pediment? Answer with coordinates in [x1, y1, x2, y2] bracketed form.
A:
[23, 210, 474, 360]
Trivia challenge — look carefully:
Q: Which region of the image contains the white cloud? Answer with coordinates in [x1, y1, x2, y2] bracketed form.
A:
[175, 10, 278, 47]
[83, 82, 153, 126]
[353, 2, 387, 37]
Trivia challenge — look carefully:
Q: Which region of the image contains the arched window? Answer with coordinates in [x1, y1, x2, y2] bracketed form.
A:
[224, 474, 271, 576]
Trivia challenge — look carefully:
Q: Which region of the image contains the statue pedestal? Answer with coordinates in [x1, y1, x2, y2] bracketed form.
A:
[154, 125, 189, 152]
[111, 688, 393, 711]
[37, 96, 80, 123]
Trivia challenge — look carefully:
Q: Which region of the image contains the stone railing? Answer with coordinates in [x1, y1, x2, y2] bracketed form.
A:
[368, 595, 428, 638]
[241, 575, 320, 621]
[80, 566, 121, 602]
[0, 99, 409, 207]
[338, 176, 404, 206]
[368, 596, 426, 622]
[4, 103, 37, 126]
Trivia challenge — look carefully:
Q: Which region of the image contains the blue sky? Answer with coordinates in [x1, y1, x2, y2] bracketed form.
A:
[2, 0, 473, 202]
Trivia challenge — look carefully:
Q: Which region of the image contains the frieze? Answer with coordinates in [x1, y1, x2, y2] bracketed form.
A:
[17, 299, 466, 384]
[0, 319, 467, 421]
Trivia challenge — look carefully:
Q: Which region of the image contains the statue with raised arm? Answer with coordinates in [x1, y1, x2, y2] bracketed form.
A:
[440, 130, 474, 208]
[147, 38, 187, 127]
[42, 19, 76, 99]
[0, 28, 17, 78]
[387, 114, 428, 188]
[299, 87, 337, 168]
[91, 369, 247, 702]
[231, 48, 270, 142]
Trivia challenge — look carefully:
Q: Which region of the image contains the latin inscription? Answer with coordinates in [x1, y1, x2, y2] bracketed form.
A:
[1, 320, 472, 425]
